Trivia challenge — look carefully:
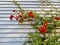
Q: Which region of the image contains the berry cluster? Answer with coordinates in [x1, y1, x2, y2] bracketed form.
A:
[39, 16, 60, 34]
[9, 10, 35, 22]
[54, 17, 60, 20]
[39, 21, 48, 34]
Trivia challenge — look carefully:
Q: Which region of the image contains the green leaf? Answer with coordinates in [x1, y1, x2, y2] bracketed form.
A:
[47, 24, 54, 32]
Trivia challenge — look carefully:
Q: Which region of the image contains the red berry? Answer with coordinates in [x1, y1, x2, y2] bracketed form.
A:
[28, 11, 34, 18]
[44, 24, 47, 27]
[44, 21, 48, 27]
[54, 17, 60, 20]
[39, 25, 46, 34]
[15, 16, 19, 21]
[9, 15, 14, 20]
[13, 10, 17, 12]
[18, 13, 22, 17]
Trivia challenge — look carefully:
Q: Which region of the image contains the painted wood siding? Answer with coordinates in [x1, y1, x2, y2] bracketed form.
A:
[0, 0, 60, 45]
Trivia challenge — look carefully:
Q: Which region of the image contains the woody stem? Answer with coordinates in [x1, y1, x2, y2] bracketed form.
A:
[13, 0, 24, 13]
